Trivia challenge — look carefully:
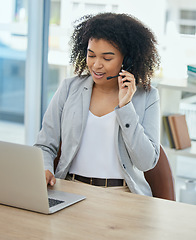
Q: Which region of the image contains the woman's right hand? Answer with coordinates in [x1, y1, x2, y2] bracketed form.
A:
[45, 170, 56, 186]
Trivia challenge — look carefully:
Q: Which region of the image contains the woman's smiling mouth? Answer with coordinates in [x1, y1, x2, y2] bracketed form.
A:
[92, 70, 105, 79]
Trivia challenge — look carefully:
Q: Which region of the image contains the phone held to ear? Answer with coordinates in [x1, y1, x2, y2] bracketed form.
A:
[107, 56, 133, 80]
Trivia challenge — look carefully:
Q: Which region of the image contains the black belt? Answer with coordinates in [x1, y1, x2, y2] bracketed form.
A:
[68, 174, 126, 187]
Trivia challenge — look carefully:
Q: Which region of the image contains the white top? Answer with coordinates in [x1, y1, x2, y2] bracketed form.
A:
[69, 111, 124, 179]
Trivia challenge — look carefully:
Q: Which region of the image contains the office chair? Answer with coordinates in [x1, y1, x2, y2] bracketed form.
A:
[144, 145, 176, 201]
[54, 144, 175, 201]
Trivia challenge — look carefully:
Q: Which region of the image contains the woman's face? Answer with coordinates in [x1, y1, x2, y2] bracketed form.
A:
[86, 38, 124, 84]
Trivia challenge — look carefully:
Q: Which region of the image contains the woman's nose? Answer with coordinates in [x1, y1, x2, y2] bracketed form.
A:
[93, 59, 103, 68]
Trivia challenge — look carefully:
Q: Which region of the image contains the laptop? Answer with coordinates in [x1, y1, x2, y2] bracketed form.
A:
[0, 141, 85, 214]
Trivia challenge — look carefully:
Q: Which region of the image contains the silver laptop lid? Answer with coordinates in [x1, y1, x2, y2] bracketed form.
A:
[0, 141, 50, 214]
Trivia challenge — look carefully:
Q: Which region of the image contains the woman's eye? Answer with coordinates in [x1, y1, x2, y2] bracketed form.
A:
[104, 58, 112, 61]
[88, 55, 95, 58]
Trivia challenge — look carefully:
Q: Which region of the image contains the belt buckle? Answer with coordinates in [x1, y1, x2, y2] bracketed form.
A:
[105, 179, 108, 187]
[72, 174, 75, 181]
[123, 179, 126, 186]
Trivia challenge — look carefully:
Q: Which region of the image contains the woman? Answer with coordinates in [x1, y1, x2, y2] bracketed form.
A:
[35, 12, 160, 196]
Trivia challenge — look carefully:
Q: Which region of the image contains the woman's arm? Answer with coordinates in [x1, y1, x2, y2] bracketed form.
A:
[115, 87, 160, 171]
[34, 79, 69, 175]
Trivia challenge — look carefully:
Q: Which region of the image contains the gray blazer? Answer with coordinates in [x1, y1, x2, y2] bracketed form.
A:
[35, 75, 160, 196]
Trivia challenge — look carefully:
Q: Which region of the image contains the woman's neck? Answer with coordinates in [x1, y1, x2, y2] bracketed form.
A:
[90, 82, 119, 117]
[93, 81, 119, 94]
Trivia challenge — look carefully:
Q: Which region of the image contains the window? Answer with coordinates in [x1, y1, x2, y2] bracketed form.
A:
[179, 10, 196, 35]
[180, 25, 196, 35]
[0, 0, 28, 143]
[180, 10, 196, 20]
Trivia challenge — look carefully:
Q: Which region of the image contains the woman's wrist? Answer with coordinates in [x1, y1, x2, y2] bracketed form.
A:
[119, 101, 131, 108]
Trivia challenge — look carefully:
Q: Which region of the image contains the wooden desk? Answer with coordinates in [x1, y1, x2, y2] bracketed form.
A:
[0, 179, 196, 240]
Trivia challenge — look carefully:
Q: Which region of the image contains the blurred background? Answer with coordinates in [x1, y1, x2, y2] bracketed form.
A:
[0, 0, 196, 202]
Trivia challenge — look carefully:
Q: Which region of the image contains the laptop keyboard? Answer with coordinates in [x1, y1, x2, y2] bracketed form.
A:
[48, 198, 65, 208]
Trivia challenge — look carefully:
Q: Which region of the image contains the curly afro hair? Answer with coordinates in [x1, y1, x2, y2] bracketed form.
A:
[70, 12, 160, 91]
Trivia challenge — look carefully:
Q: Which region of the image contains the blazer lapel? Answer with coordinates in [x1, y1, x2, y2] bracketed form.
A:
[81, 76, 94, 133]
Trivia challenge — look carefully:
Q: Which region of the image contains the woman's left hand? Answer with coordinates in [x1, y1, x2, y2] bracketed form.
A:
[118, 70, 136, 108]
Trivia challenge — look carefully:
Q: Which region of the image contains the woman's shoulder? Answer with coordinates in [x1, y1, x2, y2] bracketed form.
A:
[56, 75, 92, 96]
[134, 84, 159, 105]
[137, 84, 158, 96]
[51, 75, 92, 104]
[148, 85, 159, 100]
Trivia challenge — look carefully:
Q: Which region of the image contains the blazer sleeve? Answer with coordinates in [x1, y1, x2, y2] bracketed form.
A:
[34, 79, 69, 174]
[115, 87, 160, 171]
